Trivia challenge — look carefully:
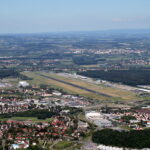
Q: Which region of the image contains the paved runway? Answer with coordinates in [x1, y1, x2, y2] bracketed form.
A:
[37, 73, 112, 98]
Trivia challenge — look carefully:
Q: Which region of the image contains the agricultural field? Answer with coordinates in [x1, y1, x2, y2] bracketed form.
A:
[22, 72, 141, 102]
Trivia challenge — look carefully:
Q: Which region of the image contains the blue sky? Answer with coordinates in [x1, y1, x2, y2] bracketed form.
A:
[0, 0, 150, 33]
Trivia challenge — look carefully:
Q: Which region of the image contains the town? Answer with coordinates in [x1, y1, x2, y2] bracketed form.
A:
[0, 74, 150, 150]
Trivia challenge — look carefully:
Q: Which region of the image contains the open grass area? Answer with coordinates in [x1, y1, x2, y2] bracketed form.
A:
[80, 64, 100, 68]
[4, 78, 19, 87]
[22, 71, 141, 101]
[23, 72, 108, 100]
[0, 117, 53, 122]
[53, 141, 74, 150]
[40, 72, 140, 101]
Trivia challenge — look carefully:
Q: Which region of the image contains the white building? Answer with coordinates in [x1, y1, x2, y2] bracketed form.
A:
[97, 145, 123, 150]
[52, 91, 62, 96]
[86, 111, 112, 127]
[18, 81, 29, 87]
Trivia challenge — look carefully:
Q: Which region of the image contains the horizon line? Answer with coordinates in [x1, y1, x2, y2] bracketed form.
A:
[1, 28, 150, 35]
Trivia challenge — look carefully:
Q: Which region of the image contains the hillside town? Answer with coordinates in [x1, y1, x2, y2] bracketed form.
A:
[0, 79, 150, 150]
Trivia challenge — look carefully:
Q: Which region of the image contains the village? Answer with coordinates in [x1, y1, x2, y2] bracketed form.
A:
[0, 73, 150, 150]
[0, 81, 150, 150]
[0, 80, 150, 150]
[0, 80, 92, 149]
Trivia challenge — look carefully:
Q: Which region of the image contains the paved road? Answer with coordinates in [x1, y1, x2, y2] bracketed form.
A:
[37, 73, 112, 98]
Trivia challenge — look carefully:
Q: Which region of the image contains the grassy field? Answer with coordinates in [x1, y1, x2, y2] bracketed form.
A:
[53, 141, 74, 150]
[4, 78, 20, 86]
[45, 72, 138, 100]
[22, 71, 141, 101]
[23, 72, 108, 100]
[0, 117, 53, 122]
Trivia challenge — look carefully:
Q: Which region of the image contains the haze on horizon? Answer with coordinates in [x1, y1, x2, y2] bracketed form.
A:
[0, 0, 150, 34]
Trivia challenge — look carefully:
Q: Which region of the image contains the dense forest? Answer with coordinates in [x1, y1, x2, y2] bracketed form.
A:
[0, 107, 81, 120]
[92, 129, 150, 149]
[0, 109, 61, 120]
[0, 69, 19, 79]
[0, 68, 32, 80]
[73, 56, 98, 65]
[78, 70, 150, 86]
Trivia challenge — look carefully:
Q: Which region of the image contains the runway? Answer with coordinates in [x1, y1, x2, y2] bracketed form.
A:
[37, 73, 112, 98]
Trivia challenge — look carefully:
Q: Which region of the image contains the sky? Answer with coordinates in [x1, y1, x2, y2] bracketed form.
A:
[0, 0, 150, 33]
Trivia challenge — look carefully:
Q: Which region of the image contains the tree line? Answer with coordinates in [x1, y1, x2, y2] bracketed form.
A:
[78, 70, 150, 86]
[92, 128, 150, 149]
